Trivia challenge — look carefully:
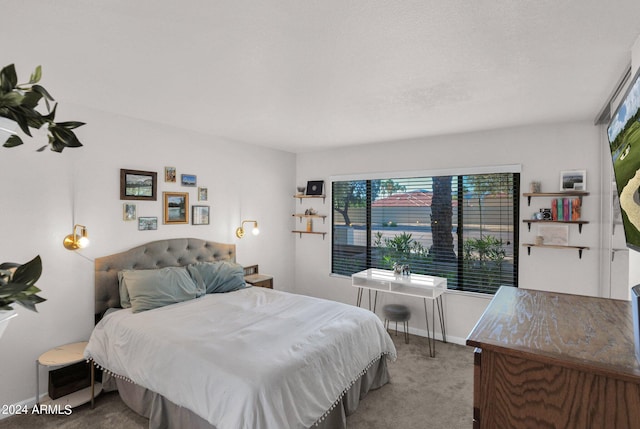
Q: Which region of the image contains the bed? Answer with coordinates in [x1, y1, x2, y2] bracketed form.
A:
[85, 238, 396, 429]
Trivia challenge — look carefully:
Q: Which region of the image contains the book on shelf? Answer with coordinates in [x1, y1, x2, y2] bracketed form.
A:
[551, 198, 581, 221]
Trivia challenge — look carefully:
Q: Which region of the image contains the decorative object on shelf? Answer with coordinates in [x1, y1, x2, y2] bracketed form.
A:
[123, 203, 136, 221]
[138, 217, 157, 231]
[560, 170, 586, 191]
[306, 218, 313, 232]
[164, 167, 176, 183]
[296, 186, 306, 195]
[63, 224, 90, 250]
[538, 224, 568, 246]
[304, 208, 317, 215]
[120, 169, 157, 201]
[529, 181, 541, 193]
[0, 64, 85, 152]
[535, 236, 544, 245]
[163, 192, 189, 224]
[0, 255, 45, 312]
[305, 180, 324, 196]
[236, 220, 259, 238]
[198, 187, 208, 201]
[192, 205, 210, 225]
[181, 174, 197, 187]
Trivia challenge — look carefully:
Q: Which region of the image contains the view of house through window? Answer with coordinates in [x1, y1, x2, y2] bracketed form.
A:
[332, 172, 519, 294]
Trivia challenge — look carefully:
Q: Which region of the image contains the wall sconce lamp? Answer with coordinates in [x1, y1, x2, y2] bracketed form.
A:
[63, 224, 90, 250]
[235, 220, 259, 239]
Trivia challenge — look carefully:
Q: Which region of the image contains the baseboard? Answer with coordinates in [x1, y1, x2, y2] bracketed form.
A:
[0, 395, 39, 420]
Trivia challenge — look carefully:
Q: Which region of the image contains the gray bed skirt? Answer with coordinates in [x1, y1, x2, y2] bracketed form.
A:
[104, 355, 390, 429]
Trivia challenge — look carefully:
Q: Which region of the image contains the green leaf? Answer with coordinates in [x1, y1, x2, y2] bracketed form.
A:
[56, 121, 85, 130]
[0, 64, 17, 93]
[11, 255, 42, 286]
[36, 144, 47, 152]
[21, 90, 43, 109]
[0, 92, 25, 108]
[3, 134, 23, 148]
[31, 84, 54, 101]
[29, 65, 42, 84]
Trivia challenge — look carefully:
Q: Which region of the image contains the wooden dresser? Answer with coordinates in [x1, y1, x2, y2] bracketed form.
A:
[466, 286, 640, 429]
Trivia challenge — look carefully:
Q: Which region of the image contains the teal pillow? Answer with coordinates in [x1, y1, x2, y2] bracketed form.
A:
[187, 261, 247, 294]
[119, 266, 203, 313]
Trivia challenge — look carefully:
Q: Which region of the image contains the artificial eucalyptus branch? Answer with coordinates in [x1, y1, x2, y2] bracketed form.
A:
[0, 64, 85, 152]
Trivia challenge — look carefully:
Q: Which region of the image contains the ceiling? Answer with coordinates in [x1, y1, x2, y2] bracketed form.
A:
[4, 1, 640, 153]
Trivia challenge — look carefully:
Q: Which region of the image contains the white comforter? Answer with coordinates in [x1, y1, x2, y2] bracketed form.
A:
[85, 287, 396, 429]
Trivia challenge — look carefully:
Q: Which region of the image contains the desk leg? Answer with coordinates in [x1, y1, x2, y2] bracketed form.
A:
[436, 295, 447, 343]
[423, 298, 435, 357]
[373, 291, 378, 313]
[368, 290, 372, 310]
[356, 288, 363, 307]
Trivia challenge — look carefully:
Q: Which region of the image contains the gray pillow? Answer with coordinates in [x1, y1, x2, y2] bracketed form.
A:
[118, 266, 202, 313]
[187, 261, 247, 294]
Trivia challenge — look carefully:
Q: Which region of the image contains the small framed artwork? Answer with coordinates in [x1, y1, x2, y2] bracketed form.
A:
[123, 203, 137, 221]
[538, 224, 569, 246]
[138, 217, 158, 231]
[306, 180, 324, 195]
[560, 170, 586, 191]
[192, 205, 210, 225]
[165, 167, 176, 183]
[198, 187, 208, 201]
[120, 169, 157, 200]
[163, 192, 189, 224]
[181, 174, 197, 187]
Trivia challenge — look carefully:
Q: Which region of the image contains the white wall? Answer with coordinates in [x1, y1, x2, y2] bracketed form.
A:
[294, 121, 602, 344]
[0, 105, 295, 408]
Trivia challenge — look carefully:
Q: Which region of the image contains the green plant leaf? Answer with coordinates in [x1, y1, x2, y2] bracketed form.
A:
[29, 65, 42, 84]
[31, 84, 54, 102]
[0, 64, 17, 93]
[11, 255, 42, 286]
[3, 134, 23, 148]
[56, 121, 85, 130]
[21, 90, 43, 109]
[0, 92, 25, 108]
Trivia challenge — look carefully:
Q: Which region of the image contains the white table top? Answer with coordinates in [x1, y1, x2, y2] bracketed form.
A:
[352, 268, 447, 300]
[38, 341, 88, 367]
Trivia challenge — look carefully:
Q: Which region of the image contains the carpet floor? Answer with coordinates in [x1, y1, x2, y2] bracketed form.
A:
[0, 334, 473, 429]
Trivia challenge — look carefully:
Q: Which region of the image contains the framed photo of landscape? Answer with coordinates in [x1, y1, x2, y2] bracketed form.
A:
[192, 205, 210, 225]
[120, 169, 157, 201]
[163, 192, 189, 224]
[138, 217, 158, 231]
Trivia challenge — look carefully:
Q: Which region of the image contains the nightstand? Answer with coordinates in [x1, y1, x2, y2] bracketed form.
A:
[244, 265, 274, 289]
[36, 342, 102, 409]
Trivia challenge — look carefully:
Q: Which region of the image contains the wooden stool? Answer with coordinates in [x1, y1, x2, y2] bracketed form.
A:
[383, 304, 411, 343]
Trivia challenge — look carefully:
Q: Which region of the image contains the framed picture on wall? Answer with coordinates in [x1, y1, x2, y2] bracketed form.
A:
[181, 174, 197, 187]
[305, 180, 324, 195]
[165, 167, 176, 183]
[192, 205, 210, 225]
[138, 217, 158, 231]
[123, 203, 136, 221]
[198, 187, 208, 201]
[163, 192, 189, 224]
[560, 170, 586, 191]
[120, 169, 157, 200]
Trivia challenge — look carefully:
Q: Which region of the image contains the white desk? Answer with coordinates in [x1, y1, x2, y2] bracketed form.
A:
[352, 268, 447, 357]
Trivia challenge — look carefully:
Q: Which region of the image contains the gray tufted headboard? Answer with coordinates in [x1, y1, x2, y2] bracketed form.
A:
[94, 238, 236, 322]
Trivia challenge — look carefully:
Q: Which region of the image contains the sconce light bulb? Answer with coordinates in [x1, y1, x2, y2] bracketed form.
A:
[78, 236, 90, 248]
[252, 226, 260, 236]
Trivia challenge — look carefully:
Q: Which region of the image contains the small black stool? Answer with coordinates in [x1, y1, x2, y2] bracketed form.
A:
[383, 304, 411, 343]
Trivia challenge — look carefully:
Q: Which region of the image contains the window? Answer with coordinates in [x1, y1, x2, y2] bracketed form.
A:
[331, 170, 519, 294]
